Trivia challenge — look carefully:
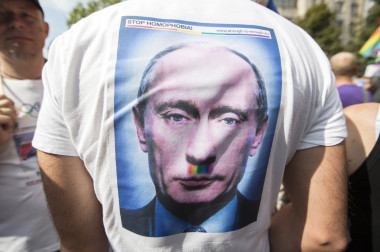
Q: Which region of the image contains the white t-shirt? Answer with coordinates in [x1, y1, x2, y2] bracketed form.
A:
[33, 0, 346, 251]
[0, 78, 60, 252]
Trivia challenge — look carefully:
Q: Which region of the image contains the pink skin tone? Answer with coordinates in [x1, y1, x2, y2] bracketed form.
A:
[0, 0, 49, 59]
[134, 46, 266, 204]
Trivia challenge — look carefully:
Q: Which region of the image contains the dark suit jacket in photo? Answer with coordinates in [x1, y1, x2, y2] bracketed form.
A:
[120, 191, 260, 237]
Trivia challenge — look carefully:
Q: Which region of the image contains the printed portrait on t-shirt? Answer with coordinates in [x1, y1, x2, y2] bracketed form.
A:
[114, 17, 282, 237]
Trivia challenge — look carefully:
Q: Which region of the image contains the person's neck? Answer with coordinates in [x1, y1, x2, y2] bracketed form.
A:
[335, 75, 354, 87]
[0, 54, 45, 80]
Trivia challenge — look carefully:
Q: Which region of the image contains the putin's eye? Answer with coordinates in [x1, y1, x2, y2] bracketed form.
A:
[222, 118, 238, 125]
[171, 114, 186, 122]
[217, 113, 241, 126]
[161, 111, 190, 123]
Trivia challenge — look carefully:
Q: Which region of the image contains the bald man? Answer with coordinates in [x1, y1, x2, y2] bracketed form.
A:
[330, 52, 372, 108]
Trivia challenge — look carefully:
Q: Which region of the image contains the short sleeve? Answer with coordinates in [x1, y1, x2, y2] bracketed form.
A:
[298, 72, 347, 150]
[32, 37, 79, 157]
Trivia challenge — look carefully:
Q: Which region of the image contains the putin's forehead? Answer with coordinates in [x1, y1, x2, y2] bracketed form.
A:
[156, 45, 250, 70]
[149, 45, 258, 92]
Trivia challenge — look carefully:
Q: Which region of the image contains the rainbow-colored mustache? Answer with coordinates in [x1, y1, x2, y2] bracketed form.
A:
[187, 164, 213, 175]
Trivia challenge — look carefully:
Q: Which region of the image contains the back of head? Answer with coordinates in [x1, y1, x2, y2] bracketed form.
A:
[330, 52, 357, 77]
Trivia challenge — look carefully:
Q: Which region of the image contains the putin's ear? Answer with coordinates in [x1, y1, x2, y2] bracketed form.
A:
[249, 120, 268, 157]
[132, 107, 147, 152]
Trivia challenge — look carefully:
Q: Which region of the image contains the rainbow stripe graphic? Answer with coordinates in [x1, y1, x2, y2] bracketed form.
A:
[188, 164, 213, 175]
[359, 26, 380, 58]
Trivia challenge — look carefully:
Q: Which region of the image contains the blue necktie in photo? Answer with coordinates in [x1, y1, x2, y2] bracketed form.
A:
[184, 226, 207, 233]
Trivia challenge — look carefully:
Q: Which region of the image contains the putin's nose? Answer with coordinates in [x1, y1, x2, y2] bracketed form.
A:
[185, 122, 216, 168]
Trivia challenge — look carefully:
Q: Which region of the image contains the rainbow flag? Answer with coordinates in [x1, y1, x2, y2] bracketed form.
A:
[359, 26, 380, 58]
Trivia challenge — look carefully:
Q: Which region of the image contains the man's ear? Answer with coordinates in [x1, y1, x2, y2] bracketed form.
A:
[249, 120, 268, 157]
[43, 22, 49, 38]
[132, 107, 148, 152]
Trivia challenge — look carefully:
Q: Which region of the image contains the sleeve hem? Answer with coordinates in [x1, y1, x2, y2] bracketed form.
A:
[32, 132, 79, 157]
[297, 136, 346, 150]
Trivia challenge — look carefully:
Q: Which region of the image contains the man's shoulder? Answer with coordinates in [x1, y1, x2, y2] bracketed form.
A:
[337, 83, 361, 90]
[120, 198, 155, 236]
[337, 84, 363, 99]
[236, 191, 260, 228]
[121, 198, 155, 217]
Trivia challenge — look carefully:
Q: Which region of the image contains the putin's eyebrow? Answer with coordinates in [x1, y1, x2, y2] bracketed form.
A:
[209, 106, 249, 121]
[155, 100, 199, 118]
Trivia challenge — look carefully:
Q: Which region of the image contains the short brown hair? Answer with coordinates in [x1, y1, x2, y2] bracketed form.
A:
[29, 0, 44, 16]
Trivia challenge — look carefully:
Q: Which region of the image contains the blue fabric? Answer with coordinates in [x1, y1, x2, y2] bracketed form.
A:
[266, 0, 278, 13]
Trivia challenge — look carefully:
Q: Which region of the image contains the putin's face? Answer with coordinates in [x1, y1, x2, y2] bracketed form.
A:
[134, 46, 266, 204]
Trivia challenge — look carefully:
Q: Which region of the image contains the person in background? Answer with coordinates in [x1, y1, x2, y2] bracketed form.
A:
[362, 64, 380, 103]
[330, 52, 373, 108]
[0, 0, 60, 251]
[367, 76, 380, 102]
[252, 0, 278, 12]
[265, 0, 278, 12]
[344, 102, 380, 252]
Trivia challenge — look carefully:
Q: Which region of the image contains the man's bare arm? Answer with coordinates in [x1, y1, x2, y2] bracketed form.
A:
[269, 143, 348, 251]
[344, 103, 378, 175]
[37, 151, 109, 252]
